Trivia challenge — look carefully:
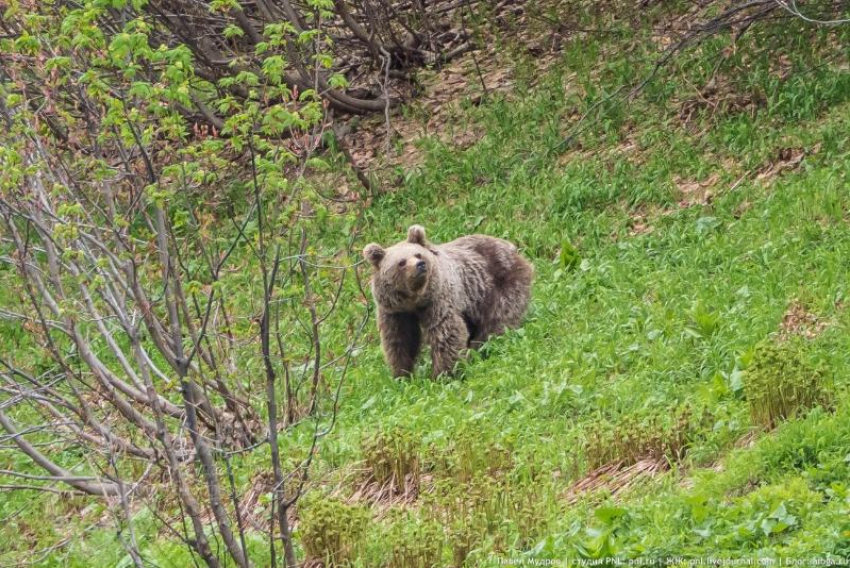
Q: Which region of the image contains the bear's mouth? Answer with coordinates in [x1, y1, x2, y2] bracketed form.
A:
[409, 271, 428, 291]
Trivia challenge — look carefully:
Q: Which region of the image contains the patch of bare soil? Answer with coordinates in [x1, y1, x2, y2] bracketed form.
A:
[343, 53, 515, 177]
[233, 473, 276, 532]
[778, 300, 829, 340]
[623, 168, 722, 237]
[563, 458, 667, 505]
[674, 171, 720, 208]
[626, 205, 666, 237]
[623, 141, 815, 239]
[648, 0, 715, 51]
[679, 78, 766, 125]
[340, 0, 578, 184]
[755, 146, 812, 184]
[733, 198, 753, 218]
[675, 26, 800, 127]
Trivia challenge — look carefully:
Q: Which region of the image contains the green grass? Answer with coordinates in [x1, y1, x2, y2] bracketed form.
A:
[5, 5, 850, 566]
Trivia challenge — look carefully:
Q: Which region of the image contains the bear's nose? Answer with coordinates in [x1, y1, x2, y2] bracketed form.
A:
[415, 260, 426, 272]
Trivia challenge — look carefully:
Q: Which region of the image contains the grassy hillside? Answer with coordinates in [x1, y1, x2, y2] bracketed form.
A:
[4, 3, 850, 565]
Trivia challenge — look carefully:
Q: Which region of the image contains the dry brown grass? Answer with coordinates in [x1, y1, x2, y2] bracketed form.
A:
[564, 458, 667, 504]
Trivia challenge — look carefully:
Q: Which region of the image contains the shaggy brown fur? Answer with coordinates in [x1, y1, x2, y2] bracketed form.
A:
[363, 225, 534, 378]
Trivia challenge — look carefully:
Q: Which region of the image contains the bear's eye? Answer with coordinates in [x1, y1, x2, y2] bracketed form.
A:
[414, 253, 422, 259]
[398, 260, 406, 267]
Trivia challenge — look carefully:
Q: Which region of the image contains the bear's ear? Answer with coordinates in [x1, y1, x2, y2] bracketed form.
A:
[363, 243, 385, 267]
[407, 225, 427, 245]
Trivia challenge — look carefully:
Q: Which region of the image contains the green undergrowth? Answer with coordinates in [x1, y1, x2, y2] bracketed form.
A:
[6, 1, 850, 565]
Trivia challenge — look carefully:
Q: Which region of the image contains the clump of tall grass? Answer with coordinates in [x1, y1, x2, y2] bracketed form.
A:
[422, 473, 555, 566]
[299, 497, 369, 566]
[744, 340, 831, 430]
[383, 516, 444, 568]
[584, 403, 715, 470]
[361, 427, 421, 494]
[432, 429, 514, 483]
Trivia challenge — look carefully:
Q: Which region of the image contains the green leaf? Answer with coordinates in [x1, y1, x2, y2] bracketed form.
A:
[261, 55, 287, 84]
[45, 56, 72, 70]
[315, 53, 333, 69]
[128, 81, 152, 99]
[328, 73, 349, 89]
[728, 368, 745, 394]
[559, 240, 581, 270]
[696, 216, 720, 235]
[594, 506, 627, 525]
[223, 24, 244, 39]
[209, 0, 239, 12]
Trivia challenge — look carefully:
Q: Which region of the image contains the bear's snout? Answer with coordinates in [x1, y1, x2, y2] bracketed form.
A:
[408, 260, 428, 291]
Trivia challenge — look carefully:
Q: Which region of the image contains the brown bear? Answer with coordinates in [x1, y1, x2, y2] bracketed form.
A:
[363, 225, 533, 378]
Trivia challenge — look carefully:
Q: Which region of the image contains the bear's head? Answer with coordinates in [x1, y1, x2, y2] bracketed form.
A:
[363, 225, 438, 310]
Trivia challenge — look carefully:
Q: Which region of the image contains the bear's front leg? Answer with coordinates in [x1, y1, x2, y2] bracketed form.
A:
[378, 311, 422, 377]
[428, 313, 468, 378]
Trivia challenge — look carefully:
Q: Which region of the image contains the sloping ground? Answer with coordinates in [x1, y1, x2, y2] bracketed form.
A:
[5, 4, 850, 566]
[307, 13, 850, 564]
